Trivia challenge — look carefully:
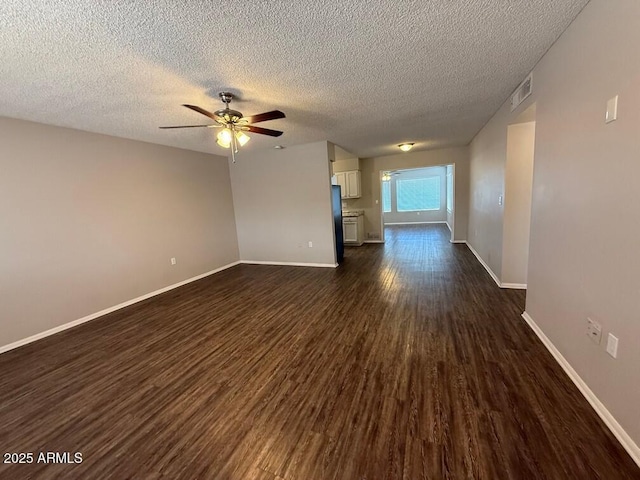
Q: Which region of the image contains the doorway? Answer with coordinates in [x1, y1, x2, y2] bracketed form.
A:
[502, 104, 536, 288]
[380, 164, 455, 242]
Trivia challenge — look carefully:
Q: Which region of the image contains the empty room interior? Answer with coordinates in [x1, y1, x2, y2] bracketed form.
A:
[1, 1, 639, 478]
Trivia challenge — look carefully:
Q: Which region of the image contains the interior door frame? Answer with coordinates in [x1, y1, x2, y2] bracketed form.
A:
[379, 163, 456, 243]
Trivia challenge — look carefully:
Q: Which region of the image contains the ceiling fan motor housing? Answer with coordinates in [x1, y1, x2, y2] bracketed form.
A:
[216, 92, 244, 124]
[215, 109, 244, 124]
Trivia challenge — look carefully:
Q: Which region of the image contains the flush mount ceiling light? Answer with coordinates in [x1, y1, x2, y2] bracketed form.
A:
[398, 143, 415, 152]
[160, 92, 285, 162]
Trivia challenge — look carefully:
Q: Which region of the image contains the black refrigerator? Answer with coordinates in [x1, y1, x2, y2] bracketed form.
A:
[332, 185, 344, 264]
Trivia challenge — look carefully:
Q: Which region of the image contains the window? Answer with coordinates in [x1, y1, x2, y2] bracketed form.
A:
[382, 181, 391, 213]
[396, 177, 440, 211]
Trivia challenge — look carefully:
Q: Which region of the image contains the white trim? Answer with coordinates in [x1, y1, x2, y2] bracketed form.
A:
[364, 240, 384, 244]
[445, 221, 452, 232]
[384, 221, 447, 226]
[240, 260, 337, 268]
[465, 242, 502, 287]
[501, 283, 527, 289]
[450, 240, 467, 244]
[0, 261, 242, 355]
[521, 312, 640, 467]
[465, 242, 527, 290]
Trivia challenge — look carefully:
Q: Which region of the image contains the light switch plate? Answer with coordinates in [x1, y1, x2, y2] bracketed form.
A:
[586, 317, 602, 344]
[605, 95, 618, 123]
[606, 333, 619, 358]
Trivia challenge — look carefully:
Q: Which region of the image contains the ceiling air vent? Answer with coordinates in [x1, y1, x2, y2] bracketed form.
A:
[511, 74, 533, 111]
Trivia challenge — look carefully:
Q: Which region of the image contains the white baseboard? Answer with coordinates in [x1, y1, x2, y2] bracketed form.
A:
[364, 240, 384, 244]
[521, 312, 640, 467]
[450, 240, 467, 244]
[501, 282, 527, 289]
[240, 260, 337, 268]
[465, 242, 502, 287]
[384, 221, 447, 226]
[0, 261, 242, 355]
[465, 242, 527, 290]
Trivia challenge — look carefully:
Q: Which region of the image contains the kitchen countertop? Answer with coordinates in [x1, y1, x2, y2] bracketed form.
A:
[342, 210, 364, 217]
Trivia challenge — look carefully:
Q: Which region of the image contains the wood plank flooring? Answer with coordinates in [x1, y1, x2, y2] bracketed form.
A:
[0, 224, 638, 479]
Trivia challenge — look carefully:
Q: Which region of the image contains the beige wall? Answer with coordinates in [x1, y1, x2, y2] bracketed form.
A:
[332, 156, 359, 174]
[468, 0, 640, 448]
[502, 122, 535, 285]
[0, 117, 239, 348]
[468, 107, 508, 276]
[229, 141, 336, 265]
[346, 147, 469, 241]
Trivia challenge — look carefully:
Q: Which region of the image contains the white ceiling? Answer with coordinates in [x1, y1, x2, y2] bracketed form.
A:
[0, 0, 588, 158]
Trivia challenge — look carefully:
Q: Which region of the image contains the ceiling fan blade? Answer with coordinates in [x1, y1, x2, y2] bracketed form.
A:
[244, 110, 285, 124]
[159, 124, 219, 129]
[183, 104, 219, 120]
[245, 125, 284, 137]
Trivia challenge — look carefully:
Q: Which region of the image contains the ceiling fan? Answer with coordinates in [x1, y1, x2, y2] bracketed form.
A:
[160, 92, 285, 162]
[382, 171, 401, 181]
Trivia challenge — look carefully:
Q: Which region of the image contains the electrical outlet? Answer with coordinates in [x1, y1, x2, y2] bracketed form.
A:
[606, 333, 619, 358]
[586, 317, 602, 344]
[170, 257, 176, 265]
[308, 241, 313, 248]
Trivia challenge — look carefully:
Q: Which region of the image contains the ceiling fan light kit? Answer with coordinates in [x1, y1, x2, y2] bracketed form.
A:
[160, 92, 285, 162]
[398, 143, 415, 152]
[236, 131, 250, 146]
[216, 128, 233, 148]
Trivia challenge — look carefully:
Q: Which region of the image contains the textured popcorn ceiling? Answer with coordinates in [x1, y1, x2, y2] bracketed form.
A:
[0, 0, 588, 158]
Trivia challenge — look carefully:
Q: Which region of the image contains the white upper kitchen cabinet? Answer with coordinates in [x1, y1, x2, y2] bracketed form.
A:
[335, 170, 361, 199]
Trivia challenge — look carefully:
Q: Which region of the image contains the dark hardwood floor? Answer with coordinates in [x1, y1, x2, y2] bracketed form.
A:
[1, 224, 638, 479]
